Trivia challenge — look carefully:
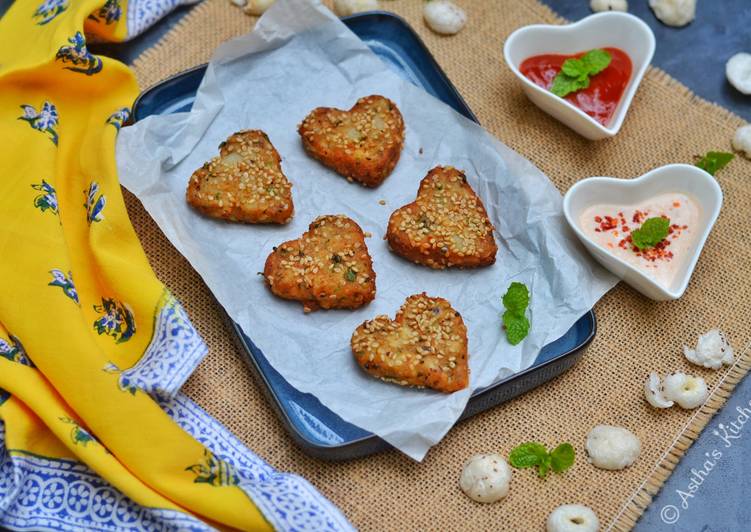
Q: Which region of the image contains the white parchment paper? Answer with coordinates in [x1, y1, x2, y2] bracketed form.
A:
[116, 0, 617, 460]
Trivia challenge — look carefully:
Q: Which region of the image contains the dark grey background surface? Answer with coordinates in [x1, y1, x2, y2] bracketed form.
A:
[1, 1, 748, 530]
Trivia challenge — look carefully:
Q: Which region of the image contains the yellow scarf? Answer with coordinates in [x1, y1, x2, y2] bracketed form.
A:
[0, 1, 349, 530]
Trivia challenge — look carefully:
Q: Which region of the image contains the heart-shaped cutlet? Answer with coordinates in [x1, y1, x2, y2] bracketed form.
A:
[351, 293, 469, 393]
[186, 130, 293, 224]
[264, 215, 376, 312]
[298, 95, 405, 187]
[386, 166, 497, 268]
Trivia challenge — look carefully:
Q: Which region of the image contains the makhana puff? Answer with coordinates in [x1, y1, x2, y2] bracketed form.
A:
[298, 95, 405, 187]
[386, 166, 497, 268]
[351, 293, 469, 393]
[263, 215, 376, 312]
[186, 130, 293, 224]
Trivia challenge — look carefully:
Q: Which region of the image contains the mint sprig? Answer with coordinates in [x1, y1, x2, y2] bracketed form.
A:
[631, 217, 670, 250]
[551, 49, 612, 98]
[695, 151, 734, 176]
[501, 282, 530, 345]
[508, 442, 575, 478]
[550, 443, 575, 473]
[508, 442, 547, 468]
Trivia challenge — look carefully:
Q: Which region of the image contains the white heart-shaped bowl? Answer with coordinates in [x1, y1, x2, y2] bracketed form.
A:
[563, 164, 723, 301]
[503, 12, 655, 140]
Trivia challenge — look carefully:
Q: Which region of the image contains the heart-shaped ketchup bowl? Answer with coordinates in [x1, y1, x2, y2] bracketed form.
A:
[503, 12, 655, 140]
[563, 164, 722, 301]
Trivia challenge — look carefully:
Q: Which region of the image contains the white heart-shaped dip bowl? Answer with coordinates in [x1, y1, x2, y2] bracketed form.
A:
[503, 12, 655, 140]
[563, 164, 723, 301]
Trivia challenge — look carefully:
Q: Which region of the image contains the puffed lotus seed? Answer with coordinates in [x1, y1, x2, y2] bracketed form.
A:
[590, 0, 628, 12]
[726, 53, 751, 95]
[423, 0, 467, 35]
[333, 0, 379, 17]
[649, 0, 696, 27]
[459, 453, 512, 503]
[683, 328, 734, 370]
[663, 372, 708, 409]
[585, 424, 640, 470]
[644, 372, 674, 409]
[733, 124, 751, 159]
[243, 0, 274, 15]
[547, 504, 600, 532]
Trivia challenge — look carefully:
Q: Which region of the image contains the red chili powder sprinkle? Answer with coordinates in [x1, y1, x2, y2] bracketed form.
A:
[592, 208, 688, 264]
[598, 215, 618, 231]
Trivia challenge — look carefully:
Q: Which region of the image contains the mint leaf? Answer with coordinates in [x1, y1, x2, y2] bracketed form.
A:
[631, 217, 670, 250]
[538, 455, 552, 478]
[551, 48, 612, 98]
[550, 443, 575, 473]
[561, 58, 586, 77]
[695, 151, 734, 176]
[508, 442, 548, 468]
[502, 282, 529, 312]
[509, 442, 576, 479]
[503, 311, 530, 346]
[501, 282, 530, 345]
[551, 73, 589, 98]
[581, 48, 611, 75]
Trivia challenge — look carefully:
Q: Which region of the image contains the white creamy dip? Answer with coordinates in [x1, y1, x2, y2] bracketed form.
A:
[579, 193, 701, 289]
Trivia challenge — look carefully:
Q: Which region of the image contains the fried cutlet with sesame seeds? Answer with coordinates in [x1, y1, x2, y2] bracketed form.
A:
[386, 166, 497, 269]
[263, 215, 376, 312]
[351, 293, 469, 393]
[186, 130, 293, 224]
[298, 95, 405, 187]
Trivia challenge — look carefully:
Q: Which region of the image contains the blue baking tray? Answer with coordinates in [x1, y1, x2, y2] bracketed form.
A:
[130, 12, 597, 460]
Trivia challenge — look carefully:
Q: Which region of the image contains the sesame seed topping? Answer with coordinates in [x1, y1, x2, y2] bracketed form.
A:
[388, 166, 495, 268]
[351, 293, 468, 393]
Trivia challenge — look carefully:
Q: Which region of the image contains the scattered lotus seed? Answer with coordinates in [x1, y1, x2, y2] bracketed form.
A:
[547, 504, 600, 532]
[649, 0, 696, 27]
[590, 0, 628, 12]
[726, 53, 751, 95]
[683, 329, 734, 370]
[733, 124, 751, 159]
[644, 372, 674, 409]
[333, 0, 379, 17]
[663, 372, 708, 409]
[243, 0, 274, 15]
[459, 453, 511, 503]
[585, 424, 640, 470]
[424, 0, 467, 35]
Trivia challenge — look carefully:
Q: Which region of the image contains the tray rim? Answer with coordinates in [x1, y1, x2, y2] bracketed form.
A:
[339, 10, 479, 123]
[128, 10, 598, 458]
[131, 11, 479, 124]
[230, 314, 596, 456]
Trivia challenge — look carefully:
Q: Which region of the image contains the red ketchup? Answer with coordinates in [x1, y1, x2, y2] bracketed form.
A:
[519, 47, 632, 126]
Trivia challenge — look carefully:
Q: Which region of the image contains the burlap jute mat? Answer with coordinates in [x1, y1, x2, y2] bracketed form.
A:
[124, 1, 751, 529]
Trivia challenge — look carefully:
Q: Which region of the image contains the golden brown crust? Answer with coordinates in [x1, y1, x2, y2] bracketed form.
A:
[263, 215, 376, 312]
[298, 95, 405, 187]
[351, 293, 469, 393]
[386, 166, 497, 269]
[186, 130, 293, 224]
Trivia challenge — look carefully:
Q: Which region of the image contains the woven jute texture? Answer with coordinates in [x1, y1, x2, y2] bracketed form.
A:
[125, 1, 751, 530]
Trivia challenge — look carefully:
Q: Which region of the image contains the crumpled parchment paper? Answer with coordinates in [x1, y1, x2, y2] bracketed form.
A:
[116, 0, 617, 460]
